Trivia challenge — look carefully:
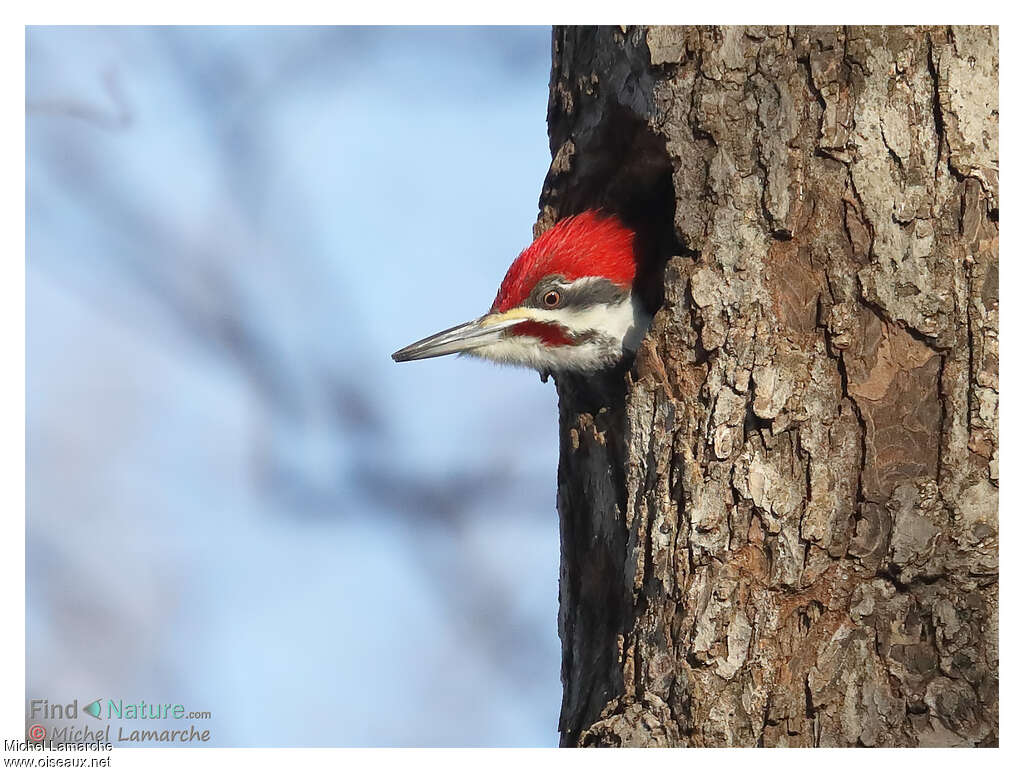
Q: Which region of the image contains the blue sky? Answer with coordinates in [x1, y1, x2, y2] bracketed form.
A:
[27, 26, 564, 746]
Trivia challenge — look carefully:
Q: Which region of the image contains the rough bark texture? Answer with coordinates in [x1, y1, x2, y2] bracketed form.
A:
[539, 26, 998, 748]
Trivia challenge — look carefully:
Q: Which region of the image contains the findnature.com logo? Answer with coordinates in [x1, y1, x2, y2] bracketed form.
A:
[27, 698, 213, 744]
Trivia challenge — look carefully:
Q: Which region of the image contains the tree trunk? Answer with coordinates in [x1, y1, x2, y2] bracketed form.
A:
[540, 25, 998, 748]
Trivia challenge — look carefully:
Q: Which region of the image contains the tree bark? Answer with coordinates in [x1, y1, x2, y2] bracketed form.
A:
[540, 26, 998, 748]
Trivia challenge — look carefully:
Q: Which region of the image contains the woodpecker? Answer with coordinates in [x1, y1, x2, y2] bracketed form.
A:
[392, 210, 649, 378]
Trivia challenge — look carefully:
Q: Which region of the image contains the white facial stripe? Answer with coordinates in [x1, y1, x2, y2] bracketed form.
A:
[502, 298, 641, 347]
[466, 296, 650, 373]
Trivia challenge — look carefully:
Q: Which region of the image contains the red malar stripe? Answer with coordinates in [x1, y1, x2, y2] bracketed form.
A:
[511, 321, 574, 347]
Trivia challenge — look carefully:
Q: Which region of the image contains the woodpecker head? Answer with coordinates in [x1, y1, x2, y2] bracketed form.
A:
[392, 211, 649, 375]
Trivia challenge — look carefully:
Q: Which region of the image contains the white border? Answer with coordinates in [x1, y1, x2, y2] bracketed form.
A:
[8, 9, 1017, 771]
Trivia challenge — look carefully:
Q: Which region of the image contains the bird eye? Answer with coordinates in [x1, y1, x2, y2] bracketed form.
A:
[543, 290, 561, 307]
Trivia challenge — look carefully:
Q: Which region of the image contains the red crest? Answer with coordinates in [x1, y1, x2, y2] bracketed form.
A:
[491, 211, 637, 312]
